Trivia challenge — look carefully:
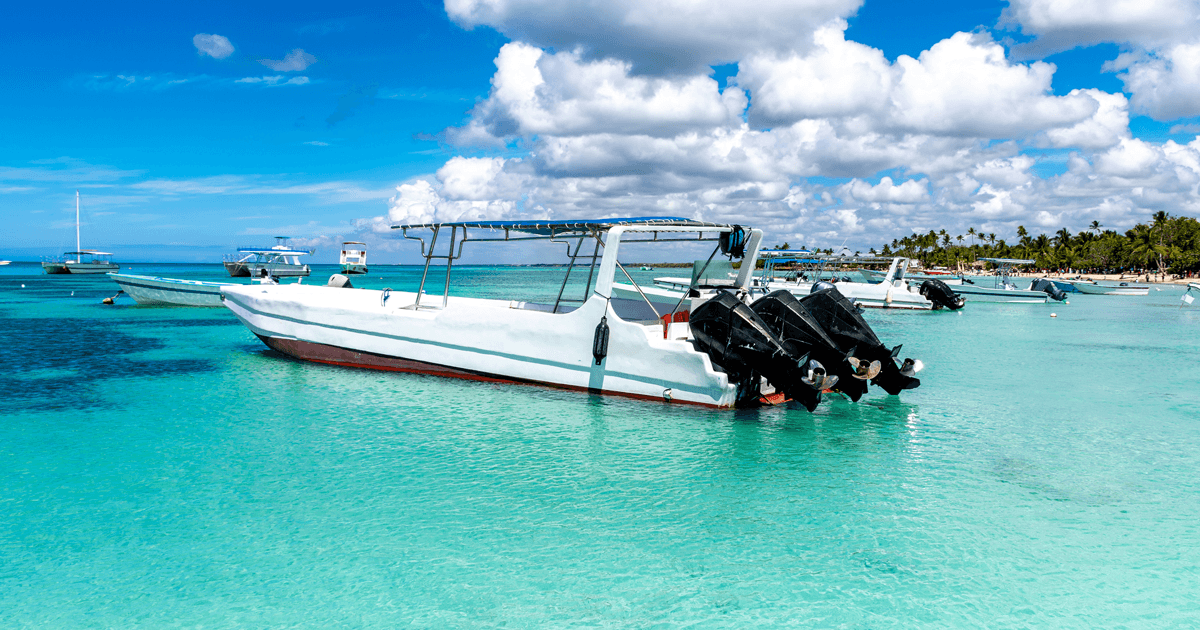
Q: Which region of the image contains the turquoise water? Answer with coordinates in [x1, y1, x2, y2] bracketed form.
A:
[3, 262, 1200, 628]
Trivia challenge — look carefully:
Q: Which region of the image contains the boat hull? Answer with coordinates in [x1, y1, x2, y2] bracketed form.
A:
[43, 261, 119, 274]
[340, 264, 368, 275]
[1068, 281, 1149, 295]
[952, 284, 1048, 303]
[222, 284, 739, 408]
[109, 273, 230, 306]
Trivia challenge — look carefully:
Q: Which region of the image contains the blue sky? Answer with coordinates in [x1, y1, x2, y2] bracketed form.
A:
[3, 0, 1199, 263]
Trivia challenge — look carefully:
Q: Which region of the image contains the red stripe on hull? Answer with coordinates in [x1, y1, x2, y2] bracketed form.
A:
[255, 335, 727, 409]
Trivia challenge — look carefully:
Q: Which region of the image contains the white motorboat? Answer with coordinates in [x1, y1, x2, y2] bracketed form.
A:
[42, 191, 119, 274]
[860, 267, 964, 285]
[224, 237, 313, 277]
[0, 260, 11, 266]
[756, 254, 964, 310]
[617, 254, 963, 311]
[221, 218, 925, 410]
[340, 241, 368, 275]
[108, 273, 236, 306]
[953, 258, 1063, 303]
[1061, 280, 1149, 296]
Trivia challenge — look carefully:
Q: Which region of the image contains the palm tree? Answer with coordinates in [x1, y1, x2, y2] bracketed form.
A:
[1054, 228, 1072, 248]
[1089, 220, 1101, 234]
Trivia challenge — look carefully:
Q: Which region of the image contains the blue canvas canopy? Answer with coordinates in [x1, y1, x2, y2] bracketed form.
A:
[391, 217, 730, 235]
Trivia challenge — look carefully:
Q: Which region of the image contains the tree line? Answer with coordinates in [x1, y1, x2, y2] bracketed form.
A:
[867, 212, 1200, 275]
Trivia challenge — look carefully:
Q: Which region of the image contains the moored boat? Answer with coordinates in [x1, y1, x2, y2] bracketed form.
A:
[1062, 280, 1150, 295]
[340, 241, 368, 274]
[224, 237, 313, 277]
[953, 259, 1064, 303]
[43, 191, 119, 274]
[221, 218, 924, 410]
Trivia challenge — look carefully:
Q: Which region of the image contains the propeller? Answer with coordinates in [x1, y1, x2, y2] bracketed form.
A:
[899, 358, 925, 377]
[848, 356, 882, 380]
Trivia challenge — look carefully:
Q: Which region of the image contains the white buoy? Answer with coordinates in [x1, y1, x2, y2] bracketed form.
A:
[1051, 313, 1057, 318]
[21, 284, 25, 288]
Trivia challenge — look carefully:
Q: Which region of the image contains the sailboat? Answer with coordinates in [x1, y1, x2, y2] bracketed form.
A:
[42, 191, 119, 274]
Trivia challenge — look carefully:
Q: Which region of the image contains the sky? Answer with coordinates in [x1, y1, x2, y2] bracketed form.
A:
[2, 0, 1200, 263]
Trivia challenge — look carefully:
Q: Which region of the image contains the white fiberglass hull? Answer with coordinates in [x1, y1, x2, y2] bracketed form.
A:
[221, 284, 739, 408]
[109, 273, 232, 306]
[1067, 281, 1149, 296]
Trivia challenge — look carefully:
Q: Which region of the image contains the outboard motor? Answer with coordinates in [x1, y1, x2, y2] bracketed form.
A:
[799, 288, 922, 398]
[811, 281, 838, 294]
[919, 279, 965, 310]
[1030, 278, 1067, 302]
[327, 274, 354, 288]
[689, 292, 829, 410]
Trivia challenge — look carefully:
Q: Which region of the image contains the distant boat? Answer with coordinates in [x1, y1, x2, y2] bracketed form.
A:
[223, 236, 312, 277]
[0, 260, 10, 266]
[340, 241, 368, 275]
[42, 191, 120, 275]
[1061, 279, 1149, 296]
[953, 259, 1063, 303]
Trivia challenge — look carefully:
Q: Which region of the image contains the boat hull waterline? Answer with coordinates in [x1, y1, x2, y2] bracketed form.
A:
[222, 284, 742, 408]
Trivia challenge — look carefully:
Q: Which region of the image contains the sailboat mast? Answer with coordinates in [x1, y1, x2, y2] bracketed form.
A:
[75, 190, 81, 258]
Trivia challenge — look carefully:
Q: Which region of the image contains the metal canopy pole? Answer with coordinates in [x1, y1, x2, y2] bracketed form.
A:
[552, 235, 585, 314]
[415, 226, 439, 308]
[442, 226, 458, 308]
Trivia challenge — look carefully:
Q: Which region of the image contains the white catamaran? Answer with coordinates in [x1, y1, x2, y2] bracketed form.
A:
[221, 218, 925, 410]
[42, 191, 119, 275]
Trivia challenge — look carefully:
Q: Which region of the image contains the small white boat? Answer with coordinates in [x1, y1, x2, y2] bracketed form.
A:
[0, 260, 11, 266]
[618, 254, 963, 311]
[224, 236, 313, 277]
[340, 241, 368, 275]
[861, 267, 964, 285]
[108, 273, 235, 306]
[221, 218, 924, 410]
[1062, 280, 1149, 295]
[755, 255, 962, 310]
[953, 259, 1061, 303]
[43, 191, 120, 274]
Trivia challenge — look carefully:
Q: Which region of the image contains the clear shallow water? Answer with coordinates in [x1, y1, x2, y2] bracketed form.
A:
[2, 262, 1199, 628]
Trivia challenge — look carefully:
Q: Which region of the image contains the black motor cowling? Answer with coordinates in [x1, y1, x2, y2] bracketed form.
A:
[919, 279, 965, 310]
[797, 288, 922, 398]
[1030, 278, 1068, 301]
[690, 292, 829, 410]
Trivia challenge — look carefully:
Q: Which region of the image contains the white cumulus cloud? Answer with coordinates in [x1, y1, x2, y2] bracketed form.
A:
[260, 48, 317, 72]
[193, 33, 234, 59]
[444, 0, 864, 74]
